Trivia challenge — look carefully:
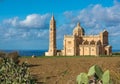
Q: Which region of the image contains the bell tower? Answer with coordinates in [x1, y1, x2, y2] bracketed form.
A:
[48, 15, 57, 56]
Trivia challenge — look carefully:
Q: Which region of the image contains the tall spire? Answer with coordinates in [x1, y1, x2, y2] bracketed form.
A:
[51, 14, 55, 21]
[48, 14, 56, 56]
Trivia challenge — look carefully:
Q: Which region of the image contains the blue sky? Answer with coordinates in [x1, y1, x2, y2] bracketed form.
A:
[0, 0, 120, 50]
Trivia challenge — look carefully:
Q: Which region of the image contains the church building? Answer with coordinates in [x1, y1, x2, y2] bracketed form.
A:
[45, 16, 112, 56]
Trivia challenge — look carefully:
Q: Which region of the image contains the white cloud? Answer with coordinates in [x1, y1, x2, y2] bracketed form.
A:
[3, 13, 50, 29]
[1, 1, 120, 49]
[0, 13, 50, 41]
[63, 11, 73, 19]
[61, 1, 120, 36]
[3, 17, 19, 27]
[55, 1, 120, 49]
[20, 14, 50, 28]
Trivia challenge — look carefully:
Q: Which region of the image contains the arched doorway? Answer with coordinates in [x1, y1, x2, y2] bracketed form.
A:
[105, 50, 107, 55]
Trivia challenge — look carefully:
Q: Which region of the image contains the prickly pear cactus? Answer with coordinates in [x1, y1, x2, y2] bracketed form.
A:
[88, 65, 96, 76]
[102, 70, 110, 84]
[76, 73, 88, 84]
[88, 65, 103, 79]
[77, 65, 112, 84]
[0, 58, 37, 84]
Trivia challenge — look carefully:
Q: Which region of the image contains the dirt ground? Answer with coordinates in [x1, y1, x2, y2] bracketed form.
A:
[20, 57, 120, 84]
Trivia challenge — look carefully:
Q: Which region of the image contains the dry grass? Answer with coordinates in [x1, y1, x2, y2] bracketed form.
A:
[20, 56, 120, 84]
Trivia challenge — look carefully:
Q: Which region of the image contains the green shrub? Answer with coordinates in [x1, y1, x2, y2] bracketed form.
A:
[0, 51, 19, 64]
[0, 58, 37, 84]
[112, 52, 120, 55]
[0, 52, 6, 64]
[0, 52, 6, 58]
[6, 51, 19, 63]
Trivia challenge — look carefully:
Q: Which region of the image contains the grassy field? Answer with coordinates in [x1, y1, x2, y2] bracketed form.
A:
[19, 56, 120, 84]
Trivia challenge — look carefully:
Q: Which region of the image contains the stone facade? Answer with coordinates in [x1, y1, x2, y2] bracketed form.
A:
[45, 16, 57, 56]
[45, 16, 112, 56]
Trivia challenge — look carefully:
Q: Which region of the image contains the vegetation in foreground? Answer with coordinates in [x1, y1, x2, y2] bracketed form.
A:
[0, 51, 37, 84]
[112, 52, 120, 56]
[0, 51, 19, 63]
[1, 51, 120, 84]
[77, 65, 112, 84]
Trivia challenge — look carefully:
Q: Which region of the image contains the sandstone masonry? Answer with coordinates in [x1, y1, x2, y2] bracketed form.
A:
[45, 16, 112, 56]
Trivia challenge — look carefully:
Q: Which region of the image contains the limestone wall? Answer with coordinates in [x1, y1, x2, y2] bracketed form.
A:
[82, 35, 100, 42]
[63, 36, 75, 56]
[79, 45, 98, 56]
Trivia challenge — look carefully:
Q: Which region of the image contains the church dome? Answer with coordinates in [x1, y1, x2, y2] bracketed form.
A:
[73, 22, 85, 36]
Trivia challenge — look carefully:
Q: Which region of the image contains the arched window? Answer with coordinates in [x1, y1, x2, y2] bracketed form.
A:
[83, 40, 89, 45]
[90, 40, 95, 45]
[96, 40, 101, 45]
